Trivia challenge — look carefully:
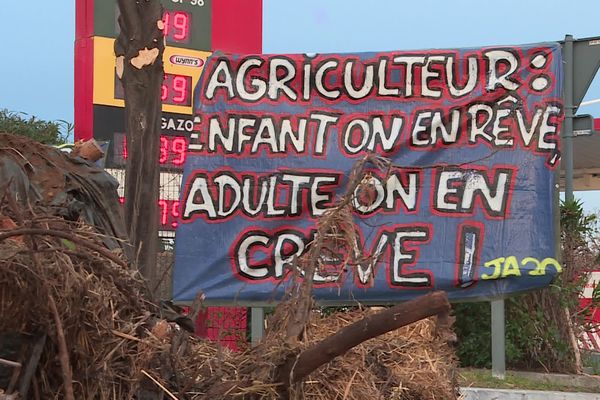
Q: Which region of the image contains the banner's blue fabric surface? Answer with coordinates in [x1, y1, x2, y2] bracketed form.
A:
[174, 43, 563, 303]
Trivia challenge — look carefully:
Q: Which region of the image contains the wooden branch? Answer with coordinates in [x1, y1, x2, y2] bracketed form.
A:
[278, 291, 451, 387]
[7, 365, 21, 395]
[18, 334, 46, 399]
[0, 228, 128, 268]
[17, 228, 73, 399]
[48, 294, 74, 400]
[284, 154, 391, 344]
[0, 358, 21, 368]
[141, 370, 179, 400]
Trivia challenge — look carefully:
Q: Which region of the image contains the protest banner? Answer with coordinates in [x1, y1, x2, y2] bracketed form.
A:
[174, 43, 563, 304]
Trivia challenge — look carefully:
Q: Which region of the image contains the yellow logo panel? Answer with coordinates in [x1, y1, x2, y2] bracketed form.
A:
[92, 36, 211, 115]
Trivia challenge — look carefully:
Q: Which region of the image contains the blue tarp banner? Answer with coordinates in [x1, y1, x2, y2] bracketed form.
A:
[174, 43, 563, 304]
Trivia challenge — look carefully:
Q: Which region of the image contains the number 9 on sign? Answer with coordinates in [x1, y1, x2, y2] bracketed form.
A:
[161, 74, 192, 106]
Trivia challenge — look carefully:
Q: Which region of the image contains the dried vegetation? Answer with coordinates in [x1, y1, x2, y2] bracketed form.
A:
[0, 137, 458, 399]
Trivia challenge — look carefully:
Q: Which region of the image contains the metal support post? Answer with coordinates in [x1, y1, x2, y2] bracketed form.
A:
[491, 298, 506, 379]
[563, 34, 574, 201]
[250, 307, 264, 346]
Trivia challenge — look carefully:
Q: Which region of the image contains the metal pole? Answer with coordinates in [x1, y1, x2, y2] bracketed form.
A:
[564, 34, 575, 201]
[491, 298, 506, 379]
[250, 307, 264, 346]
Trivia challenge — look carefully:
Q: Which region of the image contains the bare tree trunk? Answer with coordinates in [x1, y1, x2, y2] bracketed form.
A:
[115, 0, 164, 294]
[278, 291, 451, 388]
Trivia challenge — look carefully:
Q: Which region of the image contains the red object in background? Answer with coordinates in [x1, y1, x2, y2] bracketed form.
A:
[160, 74, 192, 106]
[75, 0, 260, 349]
[580, 271, 600, 322]
[120, 133, 188, 169]
[212, 0, 263, 54]
[195, 307, 248, 352]
[595, 118, 600, 132]
[578, 271, 600, 351]
[74, 0, 263, 142]
[119, 197, 180, 230]
[580, 298, 600, 322]
[162, 10, 191, 43]
[74, 0, 94, 141]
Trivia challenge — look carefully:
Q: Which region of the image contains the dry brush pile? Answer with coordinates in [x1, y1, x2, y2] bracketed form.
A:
[0, 137, 458, 399]
[0, 215, 153, 398]
[0, 227, 458, 398]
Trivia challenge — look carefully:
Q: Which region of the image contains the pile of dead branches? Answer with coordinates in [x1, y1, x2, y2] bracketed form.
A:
[144, 310, 458, 399]
[0, 143, 458, 399]
[0, 212, 154, 399]
[0, 216, 457, 399]
[298, 311, 458, 399]
[125, 154, 457, 399]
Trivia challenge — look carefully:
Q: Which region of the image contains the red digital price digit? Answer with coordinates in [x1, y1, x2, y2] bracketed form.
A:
[171, 200, 180, 228]
[160, 75, 190, 105]
[171, 137, 187, 165]
[161, 11, 190, 43]
[172, 12, 189, 41]
[159, 199, 169, 226]
[162, 12, 170, 36]
[159, 136, 169, 164]
[122, 135, 128, 160]
[161, 75, 169, 101]
[172, 76, 188, 104]
[118, 134, 187, 169]
[119, 198, 178, 230]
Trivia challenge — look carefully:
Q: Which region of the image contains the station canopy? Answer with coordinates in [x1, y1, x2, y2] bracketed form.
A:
[561, 119, 600, 191]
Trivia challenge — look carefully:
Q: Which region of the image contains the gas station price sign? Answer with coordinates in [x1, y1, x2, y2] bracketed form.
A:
[76, 0, 214, 126]
[115, 73, 195, 107]
[94, 36, 209, 115]
[76, 0, 262, 141]
[94, 0, 212, 50]
[91, 107, 198, 172]
[112, 133, 189, 170]
[75, 0, 263, 231]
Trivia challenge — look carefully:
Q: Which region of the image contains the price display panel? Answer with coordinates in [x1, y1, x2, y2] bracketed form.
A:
[92, 104, 201, 231]
[75, 0, 263, 231]
[94, 36, 210, 115]
[115, 197, 181, 231]
[112, 133, 190, 170]
[92, 106, 198, 172]
[93, 0, 212, 50]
